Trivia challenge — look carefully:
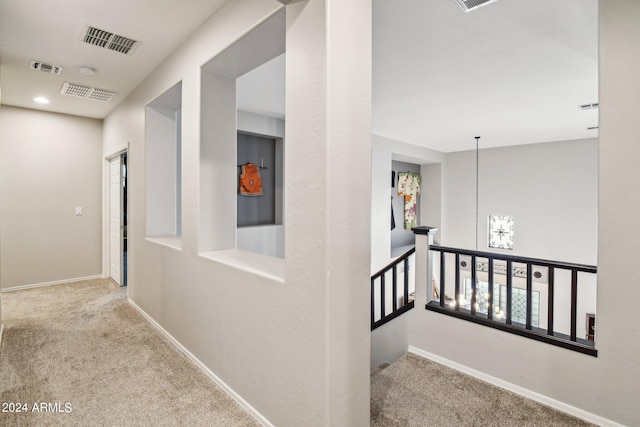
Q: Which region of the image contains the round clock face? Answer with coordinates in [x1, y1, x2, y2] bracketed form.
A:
[488, 215, 514, 249]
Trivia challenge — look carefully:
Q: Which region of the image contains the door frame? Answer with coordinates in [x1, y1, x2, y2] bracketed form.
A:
[103, 144, 129, 287]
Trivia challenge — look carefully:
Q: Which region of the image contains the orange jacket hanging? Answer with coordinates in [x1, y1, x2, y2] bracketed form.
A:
[239, 162, 263, 196]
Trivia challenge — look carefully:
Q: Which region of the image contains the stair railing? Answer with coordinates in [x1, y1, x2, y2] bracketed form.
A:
[424, 240, 597, 356]
[371, 247, 415, 330]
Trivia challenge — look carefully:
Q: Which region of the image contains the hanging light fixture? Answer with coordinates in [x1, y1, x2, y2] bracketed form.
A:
[475, 136, 480, 251]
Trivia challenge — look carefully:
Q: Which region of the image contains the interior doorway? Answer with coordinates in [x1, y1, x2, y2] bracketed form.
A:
[122, 152, 128, 286]
[109, 151, 128, 286]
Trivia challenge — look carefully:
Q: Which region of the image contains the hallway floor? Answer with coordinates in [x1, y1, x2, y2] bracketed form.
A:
[1, 279, 595, 426]
[0, 279, 260, 426]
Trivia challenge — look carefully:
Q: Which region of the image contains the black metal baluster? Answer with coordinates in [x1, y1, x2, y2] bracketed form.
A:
[404, 257, 410, 306]
[571, 269, 578, 342]
[440, 252, 446, 307]
[392, 266, 398, 311]
[506, 260, 513, 325]
[488, 258, 494, 321]
[380, 274, 386, 320]
[422, 244, 598, 356]
[371, 277, 376, 327]
[471, 255, 477, 315]
[370, 247, 416, 331]
[526, 263, 533, 330]
[547, 267, 554, 336]
[454, 253, 460, 310]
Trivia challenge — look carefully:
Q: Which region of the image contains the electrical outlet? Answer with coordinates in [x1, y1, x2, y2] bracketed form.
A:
[75, 207, 83, 216]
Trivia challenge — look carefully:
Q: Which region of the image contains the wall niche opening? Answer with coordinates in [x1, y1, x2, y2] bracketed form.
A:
[199, 10, 285, 259]
[391, 159, 420, 256]
[237, 132, 281, 227]
[145, 81, 182, 247]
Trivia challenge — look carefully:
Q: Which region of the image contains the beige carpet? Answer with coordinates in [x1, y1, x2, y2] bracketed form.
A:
[0, 279, 260, 427]
[1, 279, 597, 426]
[371, 352, 595, 427]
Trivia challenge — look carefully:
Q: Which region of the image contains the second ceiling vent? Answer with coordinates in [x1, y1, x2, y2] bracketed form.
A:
[454, 0, 500, 13]
[82, 26, 139, 55]
[30, 60, 63, 75]
[60, 82, 117, 103]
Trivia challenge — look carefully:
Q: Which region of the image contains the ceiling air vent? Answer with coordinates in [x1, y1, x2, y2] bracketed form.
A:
[454, 0, 500, 13]
[82, 26, 139, 55]
[30, 60, 63, 75]
[579, 103, 599, 110]
[60, 82, 117, 103]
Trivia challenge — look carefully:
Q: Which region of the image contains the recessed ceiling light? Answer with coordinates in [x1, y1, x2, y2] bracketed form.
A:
[34, 97, 50, 104]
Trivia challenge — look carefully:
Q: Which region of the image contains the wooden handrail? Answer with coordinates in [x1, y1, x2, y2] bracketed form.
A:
[371, 247, 416, 330]
[372, 247, 415, 279]
[427, 244, 598, 356]
[429, 245, 596, 273]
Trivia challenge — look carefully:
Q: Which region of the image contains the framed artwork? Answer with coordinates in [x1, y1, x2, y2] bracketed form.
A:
[488, 215, 514, 250]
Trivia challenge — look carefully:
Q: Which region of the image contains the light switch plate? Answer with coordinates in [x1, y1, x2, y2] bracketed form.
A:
[75, 207, 83, 216]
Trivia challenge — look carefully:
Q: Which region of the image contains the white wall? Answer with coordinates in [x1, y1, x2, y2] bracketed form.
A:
[407, 138, 602, 416]
[199, 71, 237, 253]
[401, 2, 640, 422]
[237, 110, 285, 140]
[371, 134, 444, 271]
[372, 137, 599, 366]
[370, 134, 444, 371]
[236, 110, 285, 258]
[145, 106, 180, 237]
[439, 139, 598, 338]
[236, 224, 284, 258]
[421, 162, 441, 241]
[390, 159, 420, 250]
[103, 0, 372, 425]
[595, 1, 640, 424]
[0, 105, 103, 289]
[371, 312, 410, 371]
[443, 138, 598, 265]
[0, 69, 3, 335]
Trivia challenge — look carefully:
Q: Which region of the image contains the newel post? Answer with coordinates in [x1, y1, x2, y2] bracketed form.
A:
[413, 226, 438, 305]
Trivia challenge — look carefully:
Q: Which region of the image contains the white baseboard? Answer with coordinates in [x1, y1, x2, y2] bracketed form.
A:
[127, 298, 273, 427]
[407, 345, 623, 427]
[0, 275, 104, 293]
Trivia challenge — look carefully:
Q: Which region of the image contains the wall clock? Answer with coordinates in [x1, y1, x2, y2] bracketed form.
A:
[488, 215, 514, 250]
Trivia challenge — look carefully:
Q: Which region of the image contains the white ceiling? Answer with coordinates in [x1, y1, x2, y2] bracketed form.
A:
[0, 0, 598, 153]
[373, 0, 598, 152]
[0, 0, 228, 119]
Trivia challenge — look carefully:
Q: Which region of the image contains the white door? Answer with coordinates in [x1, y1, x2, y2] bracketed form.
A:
[110, 156, 122, 285]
